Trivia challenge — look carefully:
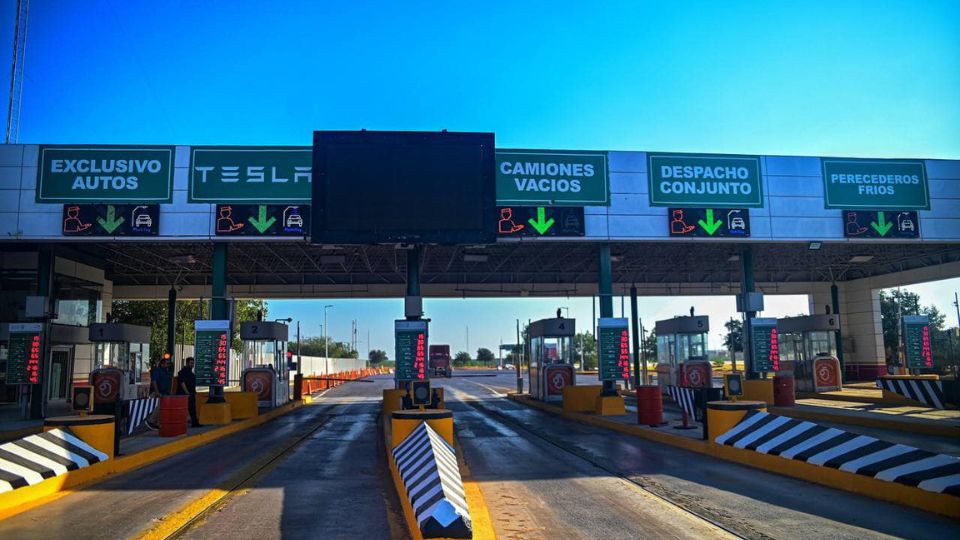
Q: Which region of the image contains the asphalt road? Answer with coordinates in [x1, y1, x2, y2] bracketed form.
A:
[0, 377, 404, 540]
[445, 371, 960, 540]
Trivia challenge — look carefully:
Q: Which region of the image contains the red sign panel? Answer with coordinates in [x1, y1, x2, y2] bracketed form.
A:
[546, 366, 572, 395]
[618, 329, 630, 380]
[244, 370, 274, 402]
[93, 370, 123, 402]
[770, 328, 780, 372]
[414, 332, 426, 380]
[814, 357, 840, 390]
[683, 361, 712, 388]
[27, 334, 41, 384]
[214, 332, 229, 386]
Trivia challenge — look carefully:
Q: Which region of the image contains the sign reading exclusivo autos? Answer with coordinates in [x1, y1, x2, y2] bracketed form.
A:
[36, 145, 174, 203]
[648, 153, 763, 208]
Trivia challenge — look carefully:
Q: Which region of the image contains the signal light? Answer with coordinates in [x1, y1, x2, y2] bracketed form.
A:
[162, 351, 172, 360]
[286, 350, 293, 359]
[72, 386, 94, 412]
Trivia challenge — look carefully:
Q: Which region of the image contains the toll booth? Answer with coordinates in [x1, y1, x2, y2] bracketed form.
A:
[89, 323, 152, 404]
[655, 316, 709, 390]
[239, 321, 290, 408]
[527, 317, 576, 401]
[777, 314, 842, 393]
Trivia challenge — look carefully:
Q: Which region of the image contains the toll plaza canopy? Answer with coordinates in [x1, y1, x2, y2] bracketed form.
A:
[1, 143, 959, 381]
[1, 144, 957, 297]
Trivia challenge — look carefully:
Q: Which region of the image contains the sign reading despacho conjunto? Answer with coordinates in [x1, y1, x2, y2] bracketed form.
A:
[648, 153, 763, 208]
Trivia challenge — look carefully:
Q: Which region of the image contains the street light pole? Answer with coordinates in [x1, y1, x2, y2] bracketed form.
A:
[323, 304, 333, 357]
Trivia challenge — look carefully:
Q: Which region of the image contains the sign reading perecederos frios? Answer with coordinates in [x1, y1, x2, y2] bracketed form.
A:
[36, 145, 174, 203]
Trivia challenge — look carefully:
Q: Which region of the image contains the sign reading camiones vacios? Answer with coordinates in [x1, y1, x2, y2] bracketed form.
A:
[822, 158, 929, 210]
[648, 153, 763, 208]
[37, 145, 174, 203]
[496, 150, 609, 206]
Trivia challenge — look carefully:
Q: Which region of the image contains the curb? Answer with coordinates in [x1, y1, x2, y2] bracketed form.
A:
[771, 406, 960, 438]
[507, 394, 960, 520]
[0, 400, 304, 521]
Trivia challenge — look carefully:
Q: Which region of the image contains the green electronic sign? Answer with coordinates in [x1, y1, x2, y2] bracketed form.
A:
[750, 318, 780, 373]
[6, 323, 42, 385]
[394, 320, 428, 382]
[902, 315, 933, 369]
[189, 147, 312, 203]
[496, 206, 585, 237]
[597, 318, 630, 381]
[496, 150, 609, 206]
[841, 210, 919, 238]
[668, 208, 751, 237]
[37, 145, 174, 203]
[194, 320, 230, 386]
[648, 153, 763, 208]
[822, 159, 929, 210]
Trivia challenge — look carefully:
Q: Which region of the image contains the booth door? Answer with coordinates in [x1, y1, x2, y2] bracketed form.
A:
[48, 346, 73, 401]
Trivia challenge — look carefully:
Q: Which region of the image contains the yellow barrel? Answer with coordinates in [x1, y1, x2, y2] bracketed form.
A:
[706, 401, 767, 443]
[391, 409, 453, 449]
[44, 414, 116, 459]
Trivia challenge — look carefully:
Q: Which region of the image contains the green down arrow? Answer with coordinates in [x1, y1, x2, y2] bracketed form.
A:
[96, 205, 125, 233]
[870, 211, 893, 236]
[697, 209, 723, 235]
[528, 207, 555, 235]
[248, 205, 276, 233]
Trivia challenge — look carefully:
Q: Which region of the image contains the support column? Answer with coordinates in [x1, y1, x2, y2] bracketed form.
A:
[166, 286, 177, 364]
[31, 249, 54, 419]
[209, 243, 228, 403]
[630, 285, 642, 387]
[837, 282, 885, 381]
[831, 283, 844, 378]
[598, 244, 615, 395]
[740, 245, 757, 379]
[406, 247, 420, 300]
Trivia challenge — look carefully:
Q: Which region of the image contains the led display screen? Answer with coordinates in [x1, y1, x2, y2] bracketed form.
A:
[311, 131, 496, 244]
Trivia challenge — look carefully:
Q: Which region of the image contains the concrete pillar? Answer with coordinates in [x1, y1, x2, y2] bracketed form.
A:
[837, 282, 885, 381]
[210, 243, 228, 403]
[598, 244, 615, 395]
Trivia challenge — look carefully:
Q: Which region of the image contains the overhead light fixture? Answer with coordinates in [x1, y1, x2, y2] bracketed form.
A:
[727, 255, 740, 262]
[320, 255, 346, 264]
[849, 255, 874, 263]
[610, 253, 624, 263]
[463, 253, 488, 263]
[808, 242, 822, 250]
[169, 255, 196, 264]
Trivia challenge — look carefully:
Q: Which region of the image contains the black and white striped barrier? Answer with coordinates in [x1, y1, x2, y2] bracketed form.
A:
[126, 397, 159, 435]
[667, 385, 697, 417]
[715, 410, 960, 496]
[876, 377, 951, 410]
[392, 422, 472, 538]
[0, 428, 109, 493]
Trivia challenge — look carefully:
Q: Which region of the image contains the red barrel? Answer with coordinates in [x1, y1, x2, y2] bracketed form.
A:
[773, 374, 796, 407]
[159, 395, 188, 437]
[636, 385, 664, 426]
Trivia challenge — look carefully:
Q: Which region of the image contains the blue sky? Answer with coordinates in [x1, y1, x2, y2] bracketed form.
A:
[3, 0, 958, 356]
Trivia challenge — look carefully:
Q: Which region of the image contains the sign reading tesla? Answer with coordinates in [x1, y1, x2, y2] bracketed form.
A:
[841, 210, 919, 238]
[496, 206, 585, 237]
[61, 204, 160, 236]
[214, 205, 309, 236]
[597, 318, 630, 381]
[496, 150, 609, 206]
[667, 208, 750, 237]
[902, 315, 933, 369]
[37, 145, 174, 203]
[189, 147, 312, 203]
[823, 159, 929, 210]
[395, 320, 428, 382]
[649, 153, 763, 208]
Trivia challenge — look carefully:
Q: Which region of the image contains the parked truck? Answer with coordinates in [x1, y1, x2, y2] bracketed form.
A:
[429, 344, 453, 378]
